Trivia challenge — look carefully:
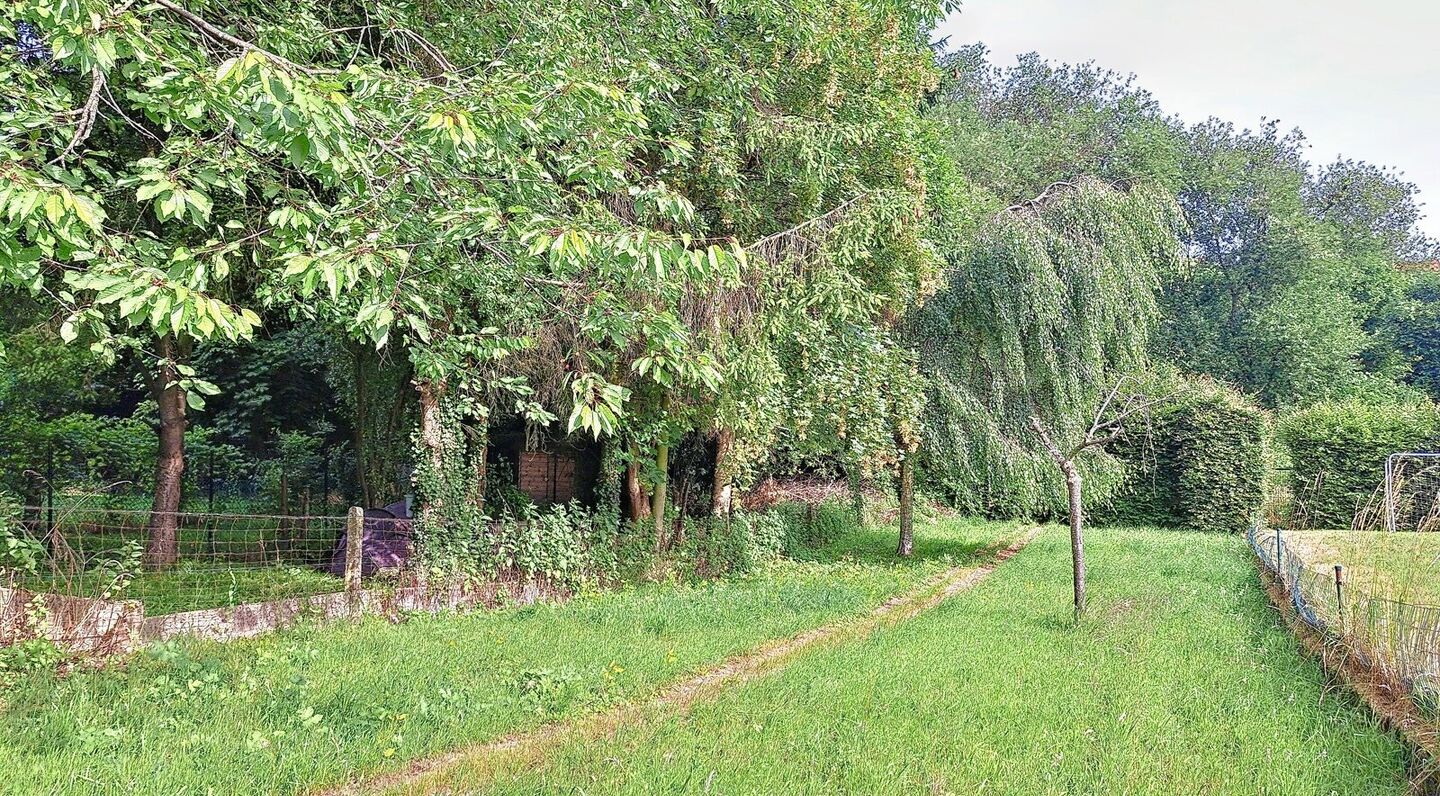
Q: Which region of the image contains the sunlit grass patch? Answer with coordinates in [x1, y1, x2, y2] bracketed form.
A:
[1283, 530, 1440, 605]
[446, 529, 1410, 796]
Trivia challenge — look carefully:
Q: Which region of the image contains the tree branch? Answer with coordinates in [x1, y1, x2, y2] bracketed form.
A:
[745, 192, 871, 264]
[1005, 180, 1077, 214]
[153, 0, 335, 76]
[51, 67, 105, 164]
[1029, 416, 1069, 468]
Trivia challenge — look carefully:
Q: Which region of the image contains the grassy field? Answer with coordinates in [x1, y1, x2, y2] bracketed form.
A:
[0, 517, 1017, 796]
[1283, 530, 1440, 605]
[408, 529, 1413, 796]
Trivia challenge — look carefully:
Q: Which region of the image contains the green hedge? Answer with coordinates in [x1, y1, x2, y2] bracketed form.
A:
[1104, 378, 1269, 532]
[1277, 400, 1440, 529]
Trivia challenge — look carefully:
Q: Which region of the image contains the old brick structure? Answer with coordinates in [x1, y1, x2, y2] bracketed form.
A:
[489, 422, 600, 507]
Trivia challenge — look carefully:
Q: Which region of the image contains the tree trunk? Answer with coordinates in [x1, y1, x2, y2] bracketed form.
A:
[416, 380, 448, 471]
[352, 343, 372, 507]
[1063, 460, 1086, 614]
[711, 427, 734, 516]
[415, 378, 451, 520]
[473, 442, 488, 517]
[626, 444, 651, 524]
[278, 466, 292, 555]
[652, 441, 670, 552]
[146, 336, 186, 569]
[896, 455, 914, 557]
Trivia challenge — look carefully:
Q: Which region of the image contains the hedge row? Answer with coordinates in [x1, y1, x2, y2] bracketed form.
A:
[1277, 400, 1440, 529]
[1104, 378, 1269, 532]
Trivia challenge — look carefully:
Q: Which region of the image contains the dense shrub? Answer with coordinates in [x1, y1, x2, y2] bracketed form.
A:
[1104, 377, 1270, 532]
[1278, 399, 1440, 528]
[772, 500, 851, 556]
[688, 500, 853, 575]
[689, 510, 787, 576]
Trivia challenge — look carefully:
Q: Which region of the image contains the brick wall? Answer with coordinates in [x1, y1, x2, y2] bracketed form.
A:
[518, 451, 577, 504]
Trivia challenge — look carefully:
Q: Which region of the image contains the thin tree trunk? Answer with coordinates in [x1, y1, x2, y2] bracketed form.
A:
[848, 466, 864, 526]
[278, 466, 292, 554]
[474, 442, 488, 517]
[352, 343, 372, 507]
[146, 336, 186, 569]
[1063, 461, 1086, 614]
[652, 441, 670, 552]
[711, 427, 734, 516]
[896, 455, 914, 557]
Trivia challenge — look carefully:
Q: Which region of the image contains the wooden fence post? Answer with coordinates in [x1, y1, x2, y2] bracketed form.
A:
[345, 507, 363, 605]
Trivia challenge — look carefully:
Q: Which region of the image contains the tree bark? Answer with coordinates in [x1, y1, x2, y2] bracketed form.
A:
[415, 378, 450, 517]
[1063, 460, 1086, 614]
[896, 455, 914, 557]
[473, 441, 488, 517]
[352, 343, 372, 507]
[711, 427, 734, 516]
[652, 441, 670, 551]
[1030, 416, 1088, 615]
[146, 336, 186, 569]
[848, 466, 864, 526]
[626, 444, 651, 524]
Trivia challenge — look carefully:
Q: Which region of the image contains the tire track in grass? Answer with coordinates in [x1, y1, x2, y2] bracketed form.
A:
[315, 526, 1043, 796]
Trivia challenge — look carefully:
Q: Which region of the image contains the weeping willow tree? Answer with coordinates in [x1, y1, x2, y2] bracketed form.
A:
[910, 177, 1186, 518]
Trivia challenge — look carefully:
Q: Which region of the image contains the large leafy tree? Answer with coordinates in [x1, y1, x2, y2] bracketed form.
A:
[911, 51, 1186, 518]
[4, 0, 951, 566]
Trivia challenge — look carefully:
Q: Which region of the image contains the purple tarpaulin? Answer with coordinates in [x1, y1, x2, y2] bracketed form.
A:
[327, 500, 414, 577]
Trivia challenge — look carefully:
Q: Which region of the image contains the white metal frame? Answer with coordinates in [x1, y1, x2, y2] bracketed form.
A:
[1384, 452, 1440, 532]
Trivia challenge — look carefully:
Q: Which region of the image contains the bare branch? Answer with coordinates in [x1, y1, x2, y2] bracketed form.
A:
[50, 67, 105, 164]
[1004, 180, 1077, 214]
[153, 0, 336, 76]
[1029, 416, 1069, 467]
[394, 28, 456, 79]
[745, 192, 871, 265]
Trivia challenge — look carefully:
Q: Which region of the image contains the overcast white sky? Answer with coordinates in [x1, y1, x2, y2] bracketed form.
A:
[935, 0, 1440, 237]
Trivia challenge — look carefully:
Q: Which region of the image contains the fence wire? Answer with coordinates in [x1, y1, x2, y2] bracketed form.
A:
[1249, 525, 1440, 710]
[4, 506, 358, 617]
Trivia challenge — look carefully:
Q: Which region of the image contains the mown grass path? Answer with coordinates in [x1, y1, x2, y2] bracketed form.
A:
[336, 528, 1041, 796]
[412, 529, 1413, 796]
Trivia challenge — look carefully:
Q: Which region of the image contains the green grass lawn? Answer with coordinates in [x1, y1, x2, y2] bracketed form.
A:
[0, 517, 1017, 796]
[422, 528, 1412, 796]
[20, 563, 345, 616]
[1282, 530, 1440, 605]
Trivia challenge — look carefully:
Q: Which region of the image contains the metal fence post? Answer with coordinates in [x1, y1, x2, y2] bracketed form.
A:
[1384, 454, 1395, 533]
[1333, 565, 1345, 631]
[1274, 527, 1282, 575]
[345, 506, 364, 603]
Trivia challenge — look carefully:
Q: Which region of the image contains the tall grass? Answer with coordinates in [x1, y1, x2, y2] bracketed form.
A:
[441, 529, 1411, 795]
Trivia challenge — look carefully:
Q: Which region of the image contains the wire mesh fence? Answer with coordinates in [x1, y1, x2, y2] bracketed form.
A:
[1249, 525, 1440, 711]
[3, 506, 368, 616]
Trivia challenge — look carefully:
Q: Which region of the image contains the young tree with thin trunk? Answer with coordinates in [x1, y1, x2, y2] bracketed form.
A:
[146, 336, 187, 569]
[896, 450, 916, 557]
[1030, 378, 1167, 614]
